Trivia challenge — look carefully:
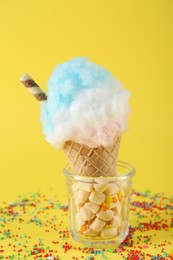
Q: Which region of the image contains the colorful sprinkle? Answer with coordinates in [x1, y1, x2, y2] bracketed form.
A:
[0, 189, 172, 259]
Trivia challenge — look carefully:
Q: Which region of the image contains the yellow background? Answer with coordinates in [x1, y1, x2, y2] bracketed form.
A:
[0, 0, 173, 202]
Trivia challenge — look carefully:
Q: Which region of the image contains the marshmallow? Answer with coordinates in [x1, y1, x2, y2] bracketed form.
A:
[76, 190, 90, 204]
[104, 183, 119, 195]
[76, 213, 85, 229]
[85, 202, 100, 214]
[96, 210, 114, 221]
[95, 177, 107, 184]
[89, 191, 106, 205]
[75, 201, 83, 211]
[79, 183, 93, 192]
[110, 215, 121, 228]
[83, 228, 99, 237]
[100, 227, 118, 238]
[109, 195, 119, 209]
[90, 217, 106, 232]
[72, 183, 80, 192]
[74, 192, 83, 211]
[80, 205, 95, 221]
[112, 200, 122, 215]
[94, 183, 109, 193]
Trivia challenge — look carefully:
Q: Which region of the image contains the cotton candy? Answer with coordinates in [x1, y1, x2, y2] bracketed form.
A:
[40, 57, 130, 149]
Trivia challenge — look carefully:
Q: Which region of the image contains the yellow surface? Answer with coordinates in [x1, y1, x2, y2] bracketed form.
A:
[0, 1, 173, 254]
[0, 189, 172, 259]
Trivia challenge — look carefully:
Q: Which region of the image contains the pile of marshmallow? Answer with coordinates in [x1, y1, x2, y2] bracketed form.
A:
[72, 180, 124, 239]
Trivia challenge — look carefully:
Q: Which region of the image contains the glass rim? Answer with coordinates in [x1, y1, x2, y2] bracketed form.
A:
[63, 160, 136, 182]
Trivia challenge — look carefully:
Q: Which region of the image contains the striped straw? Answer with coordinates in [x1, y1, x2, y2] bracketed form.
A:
[19, 74, 47, 102]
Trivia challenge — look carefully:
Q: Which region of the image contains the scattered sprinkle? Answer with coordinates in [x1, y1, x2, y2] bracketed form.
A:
[0, 189, 172, 259]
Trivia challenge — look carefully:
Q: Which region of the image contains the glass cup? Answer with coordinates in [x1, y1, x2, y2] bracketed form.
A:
[63, 161, 135, 248]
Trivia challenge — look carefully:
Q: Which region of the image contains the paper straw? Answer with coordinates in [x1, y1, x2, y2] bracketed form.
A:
[19, 73, 47, 102]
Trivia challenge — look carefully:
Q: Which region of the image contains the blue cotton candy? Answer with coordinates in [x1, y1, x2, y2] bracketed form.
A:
[40, 57, 130, 149]
[48, 57, 110, 107]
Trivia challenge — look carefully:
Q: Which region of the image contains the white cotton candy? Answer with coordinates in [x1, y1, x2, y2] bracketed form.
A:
[43, 83, 130, 148]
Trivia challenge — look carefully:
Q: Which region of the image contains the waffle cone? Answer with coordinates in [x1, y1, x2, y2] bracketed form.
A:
[63, 136, 121, 177]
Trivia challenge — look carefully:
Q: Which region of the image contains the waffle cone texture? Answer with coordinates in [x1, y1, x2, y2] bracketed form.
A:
[63, 136, 121, 177]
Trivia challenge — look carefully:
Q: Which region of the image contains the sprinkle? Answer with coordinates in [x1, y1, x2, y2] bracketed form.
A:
[79, 224, 87, 233]
[112, 197, 117, 203]
[0, 189, 172, 259]
[101, 204, 109, 211]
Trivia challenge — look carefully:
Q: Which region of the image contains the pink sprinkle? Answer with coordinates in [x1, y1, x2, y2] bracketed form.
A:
[143, 244, 149, 248]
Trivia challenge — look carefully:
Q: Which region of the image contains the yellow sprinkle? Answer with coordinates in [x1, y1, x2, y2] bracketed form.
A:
[106, 196, 112, 203]
[105, 224, 113, 229]
[118, 191, 124, 202]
